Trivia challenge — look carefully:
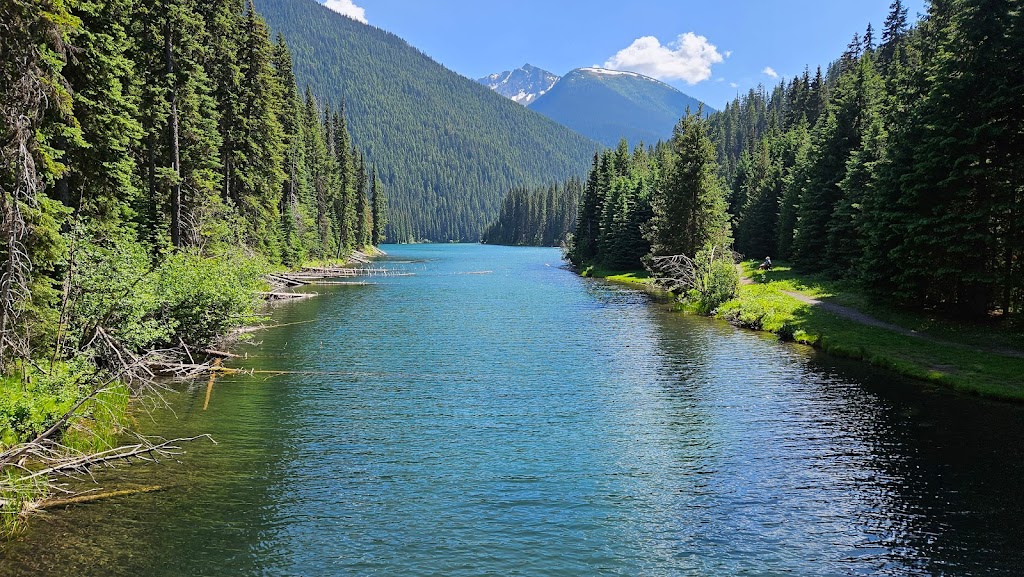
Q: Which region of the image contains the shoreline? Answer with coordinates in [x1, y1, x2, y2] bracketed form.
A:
[1, 247, 387, 537]
[583, 262, 1024, 403]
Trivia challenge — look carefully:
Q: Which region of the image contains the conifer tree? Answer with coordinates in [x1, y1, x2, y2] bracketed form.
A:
[571, 153, 603, 263]
[0, 0, 78, 367]
[648, 109, 729, 257]
[59, 0, 142, 233]
[302, 90, 331, 258]
[371, 166, 388, 246]
[356, 154, 372, 248]
[233, 0, 285, 257]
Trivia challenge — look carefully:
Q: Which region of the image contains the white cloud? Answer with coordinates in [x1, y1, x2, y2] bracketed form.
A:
[762, 66, 779, 78]
[603, 32, 725, 85]
[730, 82, 739, 88]
[322, 0, 367, 23]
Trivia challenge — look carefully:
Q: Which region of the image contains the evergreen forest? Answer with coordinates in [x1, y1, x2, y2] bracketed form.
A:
[255, 0, 600, 242]
[481, 180, 581, 247]
[527, 0, 1022, 320]
[0, 0, 386, 447]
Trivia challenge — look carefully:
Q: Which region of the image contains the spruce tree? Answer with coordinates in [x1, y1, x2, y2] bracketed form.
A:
[647, 109, 729, 257]
[371, 166, 388, 246]
[233, 0, 285, 257]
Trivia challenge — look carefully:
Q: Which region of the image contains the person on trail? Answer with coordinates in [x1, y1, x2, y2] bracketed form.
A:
[761, 256, 772, 271]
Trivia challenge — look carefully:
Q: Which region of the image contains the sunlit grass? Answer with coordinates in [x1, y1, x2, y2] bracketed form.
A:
[719, 261, 1024, 401]
[579, 265, 651, 286]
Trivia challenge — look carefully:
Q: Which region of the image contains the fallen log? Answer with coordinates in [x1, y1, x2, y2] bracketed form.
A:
[30, 486, 164, 511]
[259, 291, 317, 301]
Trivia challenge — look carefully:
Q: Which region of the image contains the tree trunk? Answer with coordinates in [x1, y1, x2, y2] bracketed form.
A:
[165, 20, 181, 248]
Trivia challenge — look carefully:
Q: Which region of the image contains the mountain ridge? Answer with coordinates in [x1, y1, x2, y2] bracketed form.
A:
[256, 0, 599, 241]
[528, 67, 714, 147]
[477, 63, 560, 106]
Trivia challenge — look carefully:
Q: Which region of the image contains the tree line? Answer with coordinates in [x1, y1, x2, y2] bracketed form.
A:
[519, 0, 1019, 321]
[481, 179, 580, 247]
[714, 0, 1022, 319]
[0, 0, 387, 377]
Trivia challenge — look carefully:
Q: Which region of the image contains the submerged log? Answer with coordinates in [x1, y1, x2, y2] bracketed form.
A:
[31, 486, 164, 511]
[259, 291, 317, 301]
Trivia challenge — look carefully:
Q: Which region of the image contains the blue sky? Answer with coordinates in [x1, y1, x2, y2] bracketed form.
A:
[319, 0, 927, 108]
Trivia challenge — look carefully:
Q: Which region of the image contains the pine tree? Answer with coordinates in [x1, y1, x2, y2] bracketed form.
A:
[302, 90, 331, 258]
[233, 0, 285, 257]
[0, 0, 79, 367]
[825, 53, 886, 275]
[371, 166, 388, 245]
[272, 35, 308, 265]
[648, 109, 729, 257]
[356, 153, 371, 248]
[59, 0, 142, 233]
[879, 0, 1023, 317]
[571, 153, 602, 263]
[776, 120, 811, 259]
[793, 55, 872, 270]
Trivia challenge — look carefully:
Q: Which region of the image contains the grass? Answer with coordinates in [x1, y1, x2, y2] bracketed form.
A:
[1, 367, 133, 536]
[717, 261, 1024, 402]
[579, 265, 652, 287]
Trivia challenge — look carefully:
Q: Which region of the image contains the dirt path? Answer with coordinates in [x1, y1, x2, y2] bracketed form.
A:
[780, 290, 916, 335]
[737, 265, 1024, 359]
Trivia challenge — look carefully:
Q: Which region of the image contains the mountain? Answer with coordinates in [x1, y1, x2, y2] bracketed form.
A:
[477, 64, 560, 106]
[528, 67, 713, 148]
[254, 0, 598, 242]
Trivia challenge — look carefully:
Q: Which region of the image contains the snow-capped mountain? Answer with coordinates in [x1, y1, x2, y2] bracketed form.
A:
[477, 64, 560, 106]
[528, 67, 714, 147]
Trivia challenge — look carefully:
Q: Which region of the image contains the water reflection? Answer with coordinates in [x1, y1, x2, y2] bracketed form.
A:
[2, 245, 1023, 576]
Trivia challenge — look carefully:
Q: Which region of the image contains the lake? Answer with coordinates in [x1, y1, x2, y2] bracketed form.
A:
[2, 244, 1023, 576]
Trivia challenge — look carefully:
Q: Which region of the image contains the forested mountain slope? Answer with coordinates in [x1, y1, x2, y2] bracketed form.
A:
[529, 68, 712, 148]
[256, 0, 600, 241]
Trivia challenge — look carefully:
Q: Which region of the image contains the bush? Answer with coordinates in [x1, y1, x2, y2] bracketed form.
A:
[68, 241, 268, 352]
[687, 245, 740, 314]
[154, 249, 268, 345]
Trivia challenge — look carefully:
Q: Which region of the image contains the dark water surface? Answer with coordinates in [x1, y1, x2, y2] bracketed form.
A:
[2, 244, 1023, 576]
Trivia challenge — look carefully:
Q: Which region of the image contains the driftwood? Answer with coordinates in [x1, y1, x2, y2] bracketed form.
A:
[0, 326, 225, 526]
[32, 485, 164, 510]
[259, 291, 317, 301]
[646, 247, 742, 293]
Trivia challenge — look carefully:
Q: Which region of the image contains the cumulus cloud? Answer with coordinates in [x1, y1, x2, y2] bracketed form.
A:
[322, 0, 367, 23]
[730, 82, 739, 88]
[762, 66, 779, 78]
[603, 32, 725, 85]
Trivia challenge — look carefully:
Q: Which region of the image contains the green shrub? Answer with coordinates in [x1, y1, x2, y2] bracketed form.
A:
[687, 245, 740, 315]
[154, 249, 268, 345]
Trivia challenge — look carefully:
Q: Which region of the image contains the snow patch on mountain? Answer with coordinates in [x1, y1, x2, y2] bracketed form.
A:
[477, 64, 560, 107]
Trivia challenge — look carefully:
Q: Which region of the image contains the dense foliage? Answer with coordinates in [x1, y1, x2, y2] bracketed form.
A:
[0, 0, 387, 444]
[562, 0, 1022, 322]
[711, 0, 1023, 319]
[480, 180, 580, 247]
[567, 122, 730, 274]
[255, 0, 599, 242]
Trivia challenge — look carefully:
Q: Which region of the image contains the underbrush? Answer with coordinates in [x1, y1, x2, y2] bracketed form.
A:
[1, 246, 270, 535]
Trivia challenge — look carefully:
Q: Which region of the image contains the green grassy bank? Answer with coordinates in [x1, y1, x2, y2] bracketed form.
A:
[584, 261, 1024, 402]
[718, 262, 1024, 401]
[579, 265, 652, 287]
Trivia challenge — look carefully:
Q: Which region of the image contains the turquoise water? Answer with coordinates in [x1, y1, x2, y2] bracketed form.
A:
[2, 244, 1023, 575]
